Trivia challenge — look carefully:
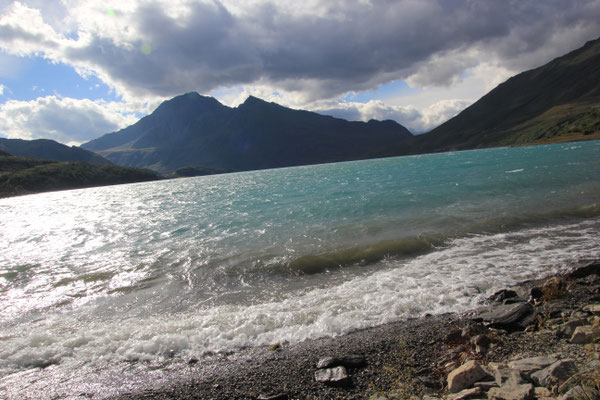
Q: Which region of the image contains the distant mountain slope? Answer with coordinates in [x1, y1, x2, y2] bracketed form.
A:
[82, 93, 413, 173]
[0, 138, 112, 165]
[405, 37, 600, 153]
[0, 154, 160, 198]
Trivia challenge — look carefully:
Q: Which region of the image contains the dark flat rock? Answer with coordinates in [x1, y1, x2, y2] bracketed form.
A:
[472, 302, 535, 331]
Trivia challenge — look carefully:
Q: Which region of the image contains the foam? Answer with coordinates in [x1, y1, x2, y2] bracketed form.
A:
[1, 218, 598, 379]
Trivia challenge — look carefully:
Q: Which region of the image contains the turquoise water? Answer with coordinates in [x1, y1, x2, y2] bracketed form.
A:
[1, 141, 599, 397]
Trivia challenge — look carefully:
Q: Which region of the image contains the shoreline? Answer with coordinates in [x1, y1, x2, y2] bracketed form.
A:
[105, 260, 600, 400]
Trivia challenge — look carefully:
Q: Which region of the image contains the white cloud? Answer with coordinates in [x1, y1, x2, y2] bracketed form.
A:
[0, 96, 139, 145]
[0, 0, 599, 142]
[0, 83, 5, 95]
[311, 98, 471, 134]
[1, 0, 599, 103]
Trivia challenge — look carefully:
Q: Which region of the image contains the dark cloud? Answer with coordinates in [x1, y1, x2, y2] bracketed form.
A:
[3, 0, 600, 101]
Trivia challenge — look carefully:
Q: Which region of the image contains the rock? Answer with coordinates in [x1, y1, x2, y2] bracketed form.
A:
[447, 387, 483, 400]
[461, 323, 489, 338]
[447, 360, 492, 393]
[446, 329, 467, 345]
[473, 303, 536, 331]
[530, 359, 577, 388]
[490, 289, 519, 303]
[566, 261, 600, 279]
[316, 354, 366, 369]
[474, 380, 499, 390]
[314, 366, 350, 386]
[560, 385, 587, 400]
[570, 325, 600, 344]
[533, 386, 552, 399]
[583, 304, 600, 315]
[507, 354, 560, 376]
[540, 277, 566, 300]
[257, 394, 288, 400]
[187, 357, 199, 365]
[530, 287, 543, 302]
[556, 319, 587, 338]
[471, 334, 491, 354]
[487, 383, 534, 400]
[487, 363, 525, 386]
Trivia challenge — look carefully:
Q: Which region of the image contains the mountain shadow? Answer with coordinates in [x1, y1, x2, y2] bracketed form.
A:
[81, 94, 413, 173]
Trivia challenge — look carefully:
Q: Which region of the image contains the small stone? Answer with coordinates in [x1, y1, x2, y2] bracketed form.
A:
[314, 366, 349, 386]
[447, 386, 483, 400]
[487, 383, 534, 400]
[447, 360, 492, 393]
[316, 354, 366, 369]
[257, 394, 288, 400]
[570, 325, 600, 344]
[187, 357, 199, 365]
[583, 304, 600, 315]
[530, 359, 577, 388]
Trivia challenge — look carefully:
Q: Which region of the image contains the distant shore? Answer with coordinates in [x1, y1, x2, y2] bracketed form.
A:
[110, 260, 600, 400]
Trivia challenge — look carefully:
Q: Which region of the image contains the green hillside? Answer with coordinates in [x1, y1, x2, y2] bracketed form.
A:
[405, 37, 600, 153]
[0, 138, 112, 164]
[0, 155, 160, 198]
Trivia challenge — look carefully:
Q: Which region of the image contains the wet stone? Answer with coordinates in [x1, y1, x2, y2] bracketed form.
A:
[256, 393, 289, 400]
[473, 303, 535, 331]
[314, 366, 350, 386]
[316, 354, 366, 369]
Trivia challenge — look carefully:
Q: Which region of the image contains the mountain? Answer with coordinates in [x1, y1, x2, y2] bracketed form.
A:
[0, 138, 112, 164]
[402, 37, 600, 153]
[81, 94, 413, 173]
[0, 154, 161, 198]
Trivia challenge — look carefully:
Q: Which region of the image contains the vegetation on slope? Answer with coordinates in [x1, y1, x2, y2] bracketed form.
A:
[0, 155, 160, 198]
[0, 138, 112, 164]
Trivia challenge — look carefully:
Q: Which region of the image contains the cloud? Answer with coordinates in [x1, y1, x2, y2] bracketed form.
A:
[313, 98, 471, 134]
[1, 0, 599, 103]
[0, 83, 5, 95]
[0, 96, 139, 145]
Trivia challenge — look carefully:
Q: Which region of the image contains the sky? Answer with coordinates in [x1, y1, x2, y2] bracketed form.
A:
[0, 1, 599, 145]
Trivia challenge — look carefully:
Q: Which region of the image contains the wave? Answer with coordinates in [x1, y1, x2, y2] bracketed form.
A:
[282, 202, 600, 275]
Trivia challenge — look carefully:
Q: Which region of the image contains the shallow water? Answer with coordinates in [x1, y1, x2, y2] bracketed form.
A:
[1, 140, 599, 397]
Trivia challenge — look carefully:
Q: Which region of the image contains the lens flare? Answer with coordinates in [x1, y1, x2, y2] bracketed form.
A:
[140, 43, 152, 55]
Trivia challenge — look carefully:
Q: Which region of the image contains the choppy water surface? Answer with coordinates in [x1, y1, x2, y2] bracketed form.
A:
[1, 141, 599, 397]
